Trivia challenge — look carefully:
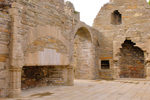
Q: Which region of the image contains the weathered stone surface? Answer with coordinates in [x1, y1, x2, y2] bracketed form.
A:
[3, 0, 150, 98]
[0, 3, 10, 97]
[25, 49, 69, 66]
[0, 80, 5, 88]
[0, 0, 101, 97]
[0, 70, 7, 78]
[119, 40, 145, 78]
[73, 27, 98, 79]
[93, 0, 150, 79]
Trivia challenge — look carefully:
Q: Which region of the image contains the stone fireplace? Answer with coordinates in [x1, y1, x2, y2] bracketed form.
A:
[21, 66, 68, 90]
[119, 40, 145, 78]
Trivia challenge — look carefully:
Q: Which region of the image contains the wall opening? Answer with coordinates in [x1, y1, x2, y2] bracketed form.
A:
[101, 60, 110, 69]
[119, 40, 145, 78]
[111, 10, 122, 25]
[21, 66, 68, 90]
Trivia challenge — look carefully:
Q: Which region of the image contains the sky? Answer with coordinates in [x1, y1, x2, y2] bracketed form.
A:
[65, 0, 149, 26]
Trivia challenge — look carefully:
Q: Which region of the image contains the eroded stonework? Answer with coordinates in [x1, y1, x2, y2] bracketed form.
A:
[119, 40, 145, 78]
[93, 0, 150, 79]
[0, 0, 100, 97]
[1, 0, 150, 98]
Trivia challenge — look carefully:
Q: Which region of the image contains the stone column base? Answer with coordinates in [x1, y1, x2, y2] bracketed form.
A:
[67, 66, 74, 86]
[8, 68, 21, 98]
[8, 89, 21, 98]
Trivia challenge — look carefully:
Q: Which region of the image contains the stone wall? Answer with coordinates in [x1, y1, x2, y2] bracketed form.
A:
[112, 1, 150, 79]
[0, 5, 10, 97]
[0, 0, 79, 97]
[15, 0, 79, 62]
[99, 70, 113, 79]
[0, 0, 101, 97]
[93, 0, 150, 79]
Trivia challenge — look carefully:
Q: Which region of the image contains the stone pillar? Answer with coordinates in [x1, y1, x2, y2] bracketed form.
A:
[113, 67, 120, 79]
[8, 2, 24, 98]
[145, 61, 150, 79]
[67, 66, 74, 86]
[8, 67, 21, 98]
[113, 60, 120, 79]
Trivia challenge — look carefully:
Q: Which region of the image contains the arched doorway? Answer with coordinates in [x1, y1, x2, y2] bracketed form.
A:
[119, 40, 145, 78]
[73, 27, 95, 79]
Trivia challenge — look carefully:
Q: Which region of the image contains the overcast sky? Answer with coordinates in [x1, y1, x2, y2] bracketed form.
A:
[65, 0, 149, 26]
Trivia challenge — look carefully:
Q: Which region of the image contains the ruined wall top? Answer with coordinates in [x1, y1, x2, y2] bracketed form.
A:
[0, 0, 65, 6]
[109, 0, 147, 5]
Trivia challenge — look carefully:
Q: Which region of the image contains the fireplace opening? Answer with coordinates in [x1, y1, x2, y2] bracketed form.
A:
[119, 40, 145, 78]
[21, 66, 68, 90]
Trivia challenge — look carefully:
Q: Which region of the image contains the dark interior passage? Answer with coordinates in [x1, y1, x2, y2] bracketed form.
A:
[119, 40, 145, 78]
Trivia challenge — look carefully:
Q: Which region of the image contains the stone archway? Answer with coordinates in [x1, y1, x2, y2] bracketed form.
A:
[119, 40, 145, 78]
[73, 27, 95, 79]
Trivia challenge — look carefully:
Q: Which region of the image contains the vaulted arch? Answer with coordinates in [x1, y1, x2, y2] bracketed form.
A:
[74, 27, 92, 42]
[73, 27, 96, 79]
